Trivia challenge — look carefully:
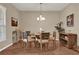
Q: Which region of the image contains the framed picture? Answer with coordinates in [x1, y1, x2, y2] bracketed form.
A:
[67, 14, 74, 27]
[11, 17, 18, 27]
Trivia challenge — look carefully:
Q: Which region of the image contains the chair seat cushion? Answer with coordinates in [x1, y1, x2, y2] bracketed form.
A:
[28, 39, 35, 42]
[37, 39, 48, 43]
[23, 39, 27, 43]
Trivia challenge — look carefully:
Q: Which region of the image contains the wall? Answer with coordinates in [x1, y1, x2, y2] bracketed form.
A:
[0, 3, 19, 49]
[60, 4, 79, 46]
[19, 11, 60, 34]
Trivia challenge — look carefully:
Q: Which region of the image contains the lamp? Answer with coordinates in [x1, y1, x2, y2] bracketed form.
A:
[37, 3, 45, 21]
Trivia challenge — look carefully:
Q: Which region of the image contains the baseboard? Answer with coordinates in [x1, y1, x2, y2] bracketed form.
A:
[0, 43, 13, 52]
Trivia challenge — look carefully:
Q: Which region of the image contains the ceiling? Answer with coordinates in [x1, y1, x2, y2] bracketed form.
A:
[12, 3, 69, 11]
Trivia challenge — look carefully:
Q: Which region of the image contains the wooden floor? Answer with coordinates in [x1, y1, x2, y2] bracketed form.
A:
[0, 40, 79, 55]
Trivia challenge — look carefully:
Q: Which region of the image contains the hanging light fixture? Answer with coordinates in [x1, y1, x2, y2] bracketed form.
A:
[37, 3, 45, 21]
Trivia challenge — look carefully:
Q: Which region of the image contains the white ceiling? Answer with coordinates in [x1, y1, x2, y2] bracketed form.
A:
[12, 3, 69, 11]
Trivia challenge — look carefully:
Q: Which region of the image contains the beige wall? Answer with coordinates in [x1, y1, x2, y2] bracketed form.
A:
[19, 11, 60, 34]
[60, 4, 79, 46]
[0, 3, 19, 49]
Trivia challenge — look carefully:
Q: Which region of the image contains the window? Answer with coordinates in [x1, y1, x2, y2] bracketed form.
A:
[0, 5, 6, 42]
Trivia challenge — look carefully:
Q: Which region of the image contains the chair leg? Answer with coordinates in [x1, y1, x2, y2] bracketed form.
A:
[43, 43, 48, 50]
[40, 43, 42, 50]
[22, 42, 24, 48]
[26, 42, 29, 48]
[53, 40, 56, 49]
[46, 43, 48, 50]
[24, 42, 27, 48]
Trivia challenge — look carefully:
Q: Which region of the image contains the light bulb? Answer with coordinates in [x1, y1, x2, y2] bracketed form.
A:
[37, 17, 39, 21]
[37, 15, 45, 21]
[42, 17, 45, 20]
[40, 28, 43, 31]
[40, 15, 42, 18]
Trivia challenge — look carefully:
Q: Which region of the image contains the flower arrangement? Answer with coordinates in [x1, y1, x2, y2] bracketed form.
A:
[55, 22, 65, 33]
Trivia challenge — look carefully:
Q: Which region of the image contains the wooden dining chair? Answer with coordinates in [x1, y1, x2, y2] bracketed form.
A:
[37, 32, 50, 50]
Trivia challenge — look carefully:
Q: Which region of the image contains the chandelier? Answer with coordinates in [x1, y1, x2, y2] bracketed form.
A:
[37, 3, 45, 21]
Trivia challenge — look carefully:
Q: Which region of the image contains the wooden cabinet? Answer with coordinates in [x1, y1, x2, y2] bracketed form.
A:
[59, 33, 77, 49]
